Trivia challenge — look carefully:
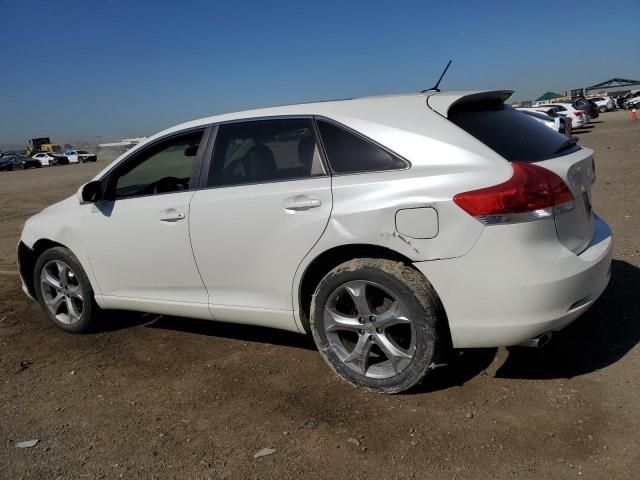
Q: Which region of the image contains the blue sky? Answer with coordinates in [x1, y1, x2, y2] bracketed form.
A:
[1, 0, 639, 145]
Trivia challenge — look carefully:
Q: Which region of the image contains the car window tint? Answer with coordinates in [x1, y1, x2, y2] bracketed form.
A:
[449, 101, 579, 162]
[208, 119, 324, 187]
[317, 120, 407, 174]
[111, 130, 203, 199]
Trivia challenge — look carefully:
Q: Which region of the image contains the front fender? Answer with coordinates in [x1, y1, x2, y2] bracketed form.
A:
[19, 198, 102, 298]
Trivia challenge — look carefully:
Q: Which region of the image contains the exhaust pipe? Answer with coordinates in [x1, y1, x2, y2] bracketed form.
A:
[519, 331, 552, 348]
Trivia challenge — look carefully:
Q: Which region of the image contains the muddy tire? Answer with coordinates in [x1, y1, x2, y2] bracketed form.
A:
[310, 258, 442, 394]
[34, 247, 100, 333]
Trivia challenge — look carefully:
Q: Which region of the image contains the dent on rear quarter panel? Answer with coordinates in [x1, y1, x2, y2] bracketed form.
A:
[320, 169, 488, 262]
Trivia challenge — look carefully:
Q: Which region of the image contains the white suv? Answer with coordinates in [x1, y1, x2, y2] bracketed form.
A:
[590, 96, 615, 112]
[18, 90, 612, 393]
[539, 103, 589, 129]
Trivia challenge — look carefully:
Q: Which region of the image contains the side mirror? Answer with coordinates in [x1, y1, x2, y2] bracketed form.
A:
[81, 181, 103, 202]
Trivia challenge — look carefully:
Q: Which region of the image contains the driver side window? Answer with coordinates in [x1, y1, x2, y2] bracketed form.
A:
[111, 130, 204, 199]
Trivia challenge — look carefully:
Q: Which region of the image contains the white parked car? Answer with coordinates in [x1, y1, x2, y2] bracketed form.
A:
[18, 90, 612, 393]
[64, 150, 97, 163]
[515, 108, 572, 137]
[623, 93, 640, 110]
[542, 103, 589, 129]
[32, 152, 63, 166]
[589, 96, 615, 112]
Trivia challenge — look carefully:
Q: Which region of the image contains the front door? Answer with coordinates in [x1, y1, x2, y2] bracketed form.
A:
[86, 129, 210, 317]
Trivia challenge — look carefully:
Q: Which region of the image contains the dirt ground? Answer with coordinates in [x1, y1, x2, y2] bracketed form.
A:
[1, 112, 639, 479]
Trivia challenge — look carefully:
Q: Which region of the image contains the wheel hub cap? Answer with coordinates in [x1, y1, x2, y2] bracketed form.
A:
[40, 260, 84, 325]
[323, 280, 416, 379]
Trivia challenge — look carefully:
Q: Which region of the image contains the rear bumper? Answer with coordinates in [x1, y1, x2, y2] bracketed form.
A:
[414, 215, 612, 348]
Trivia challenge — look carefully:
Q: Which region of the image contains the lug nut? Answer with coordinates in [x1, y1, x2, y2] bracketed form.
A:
[369, 315, 376, 322]
[376, 328, 382, 334]
[358, 329, 364, 335]
[358, 317, 364, 324]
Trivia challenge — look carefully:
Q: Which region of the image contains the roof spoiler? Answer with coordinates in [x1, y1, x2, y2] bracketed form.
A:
[427, 90, 514, 117]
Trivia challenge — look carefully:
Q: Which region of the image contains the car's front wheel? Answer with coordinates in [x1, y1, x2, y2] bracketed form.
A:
[310, 258, 442, 394]
[34, 247, 99, 333]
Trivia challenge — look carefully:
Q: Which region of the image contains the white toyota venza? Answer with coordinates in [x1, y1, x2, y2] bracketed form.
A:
[18, 90, 612, 393]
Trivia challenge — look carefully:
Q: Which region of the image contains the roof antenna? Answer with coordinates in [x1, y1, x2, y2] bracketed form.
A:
[421, 60, 452, 93]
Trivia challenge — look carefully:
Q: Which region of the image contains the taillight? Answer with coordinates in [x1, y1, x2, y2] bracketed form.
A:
[573, 112, 583, 117]
[453, 162, 575, 225]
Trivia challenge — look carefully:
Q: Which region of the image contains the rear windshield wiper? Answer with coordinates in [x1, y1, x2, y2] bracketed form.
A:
[554, 136, 578, 154]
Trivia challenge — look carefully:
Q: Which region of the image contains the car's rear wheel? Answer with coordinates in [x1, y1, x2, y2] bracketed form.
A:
[599, 106, 606, 113]
[310, 258, 442, 393]
[34, 247, 99, 333]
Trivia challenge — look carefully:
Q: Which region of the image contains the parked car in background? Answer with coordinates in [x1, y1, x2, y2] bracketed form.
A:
[624, 93, 640, 110]
[17, 90, 612, 393]
[543, 103, 589, 129]
[615, 90, 640, 109]
[519, 105, 561, 117]
[32, 152, 68, 166]
[0, 154, 42, 171]
[572, 98, 599, 119]
[516, 109, 572, 137]
[64, 150, 97, 163]
[589, 96, 615, 112]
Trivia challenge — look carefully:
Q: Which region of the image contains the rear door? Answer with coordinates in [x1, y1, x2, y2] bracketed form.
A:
[189, 118, 332, 330]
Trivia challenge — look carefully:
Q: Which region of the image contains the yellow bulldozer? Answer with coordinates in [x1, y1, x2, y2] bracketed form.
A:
[26, 137, 61, 156]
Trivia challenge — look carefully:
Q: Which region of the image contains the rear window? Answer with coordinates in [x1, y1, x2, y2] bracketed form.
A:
[317, 120, 408, 174]
[448, 101, 579, 162]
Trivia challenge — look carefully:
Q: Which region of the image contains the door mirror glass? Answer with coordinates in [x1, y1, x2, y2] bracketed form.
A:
[81, 181, 103, 202]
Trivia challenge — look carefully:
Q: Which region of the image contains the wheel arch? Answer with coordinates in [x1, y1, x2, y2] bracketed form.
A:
[19, 238, 75, 298]
[296, 243, 452, 348]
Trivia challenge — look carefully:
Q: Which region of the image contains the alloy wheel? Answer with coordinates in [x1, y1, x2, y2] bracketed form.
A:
[323, 280, 417, 379]
[40, 260, 84, 325]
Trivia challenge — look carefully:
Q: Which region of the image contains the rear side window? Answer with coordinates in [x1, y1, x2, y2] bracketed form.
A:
[317, 120, 408, 174]
[208, 119, 325, 187]
[448, 102, 579, 162]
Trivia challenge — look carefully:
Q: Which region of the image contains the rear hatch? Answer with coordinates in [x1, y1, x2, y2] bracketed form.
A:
[537, 150, 595, 253]
[428, 90, 595, 254]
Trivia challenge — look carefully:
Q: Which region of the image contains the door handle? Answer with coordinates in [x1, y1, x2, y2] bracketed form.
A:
[283, 196, 322, 212]
[159, 209, 185, 222]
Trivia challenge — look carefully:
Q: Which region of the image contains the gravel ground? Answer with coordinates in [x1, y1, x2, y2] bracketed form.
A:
[1, 112, 639, 479]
